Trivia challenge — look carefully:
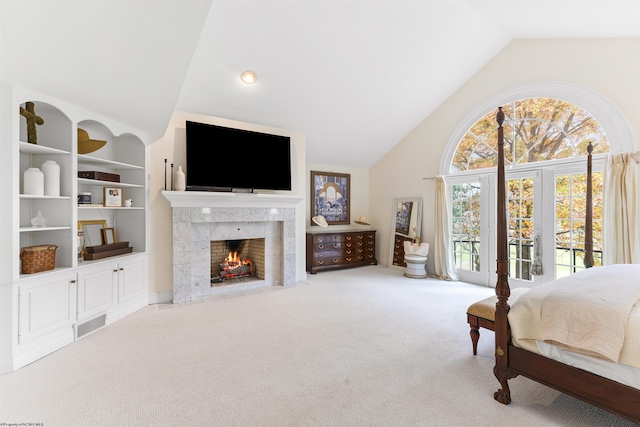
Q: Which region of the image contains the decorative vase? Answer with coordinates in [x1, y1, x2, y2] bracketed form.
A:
[41, 160, 60, 196]
[174, 166, 186, 191]
[23, 167, 44, 196]
[30, 210, 47, 227]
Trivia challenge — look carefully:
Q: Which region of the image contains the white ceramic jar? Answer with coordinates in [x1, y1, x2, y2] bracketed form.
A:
[41, 160, 60, 196]
[24, 167, 44, 196]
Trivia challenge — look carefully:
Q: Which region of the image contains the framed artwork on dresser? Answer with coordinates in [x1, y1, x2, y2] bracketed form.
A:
[310, 171, 350, 225]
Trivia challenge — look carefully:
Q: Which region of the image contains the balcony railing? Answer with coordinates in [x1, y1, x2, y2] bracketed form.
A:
[453, 239, 603, 276]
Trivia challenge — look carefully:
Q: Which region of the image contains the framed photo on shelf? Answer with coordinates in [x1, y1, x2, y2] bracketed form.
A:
[101, 227, 116, 245]
[310, 170, 350, 226]
[78, 219, 108, 255]
[103, 187, 123, 207]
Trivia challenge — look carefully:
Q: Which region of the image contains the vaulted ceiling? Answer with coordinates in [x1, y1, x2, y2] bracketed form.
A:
[2, 1, 639, 168]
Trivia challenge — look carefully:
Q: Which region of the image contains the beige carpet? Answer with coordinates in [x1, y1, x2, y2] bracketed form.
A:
[0, 265, 636, 426]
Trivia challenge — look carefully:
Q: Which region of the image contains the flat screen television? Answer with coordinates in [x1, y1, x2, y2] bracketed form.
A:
[185, 121, 292, 192]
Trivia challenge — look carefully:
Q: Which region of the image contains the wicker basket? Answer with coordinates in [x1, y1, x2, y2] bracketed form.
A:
[20, 244, 57, 274]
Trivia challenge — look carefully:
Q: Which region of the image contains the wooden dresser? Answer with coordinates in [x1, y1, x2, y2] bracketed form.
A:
[393, 234, 412, 267]
[306, 230, 377, 274]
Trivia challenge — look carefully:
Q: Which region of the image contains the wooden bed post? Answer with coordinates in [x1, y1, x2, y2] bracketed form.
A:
[493, 107, 518, 404]
[584, 142, 594, 268]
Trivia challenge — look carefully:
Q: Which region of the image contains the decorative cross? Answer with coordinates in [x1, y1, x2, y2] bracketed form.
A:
[19, 102, 44, 144]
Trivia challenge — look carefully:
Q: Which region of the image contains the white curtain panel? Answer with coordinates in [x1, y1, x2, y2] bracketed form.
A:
[603, 151, 640, 265]
[434, 176, 458, 281]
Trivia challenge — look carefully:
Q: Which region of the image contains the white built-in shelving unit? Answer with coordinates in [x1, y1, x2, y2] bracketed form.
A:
[0, 83, 150, 373]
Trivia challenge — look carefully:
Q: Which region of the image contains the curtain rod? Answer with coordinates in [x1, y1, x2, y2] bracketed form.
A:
[423, 176, 437, 180]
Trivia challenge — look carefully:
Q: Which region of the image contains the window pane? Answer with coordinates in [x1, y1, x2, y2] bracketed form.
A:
[451, 182, 481, 273]
[554, 172, 604, 276]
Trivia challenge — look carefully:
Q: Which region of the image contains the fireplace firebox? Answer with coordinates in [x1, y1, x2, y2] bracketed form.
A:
[211, 238, 265, 284]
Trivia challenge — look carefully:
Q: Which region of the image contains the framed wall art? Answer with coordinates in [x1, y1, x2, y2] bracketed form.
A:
[310, 171, 350, 226]
[103, 187, 123, 207]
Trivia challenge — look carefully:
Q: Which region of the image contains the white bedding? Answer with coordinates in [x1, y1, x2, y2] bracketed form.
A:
[508, 264, 640, 389]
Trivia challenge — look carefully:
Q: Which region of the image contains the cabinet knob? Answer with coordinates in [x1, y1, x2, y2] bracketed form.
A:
[119, 267, 124, 271]
[113, 269, 118, 272]
[70, 279, 76, 284]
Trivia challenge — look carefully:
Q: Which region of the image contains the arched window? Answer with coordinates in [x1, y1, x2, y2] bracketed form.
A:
[446, 95, 619, 286]
[451, 98, 610, 172]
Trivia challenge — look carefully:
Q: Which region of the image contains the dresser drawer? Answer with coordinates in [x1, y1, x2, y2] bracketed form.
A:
[313, 234, 342, 244]
[312, 257, 342, 267]
[314, 249, 342, 258]
[314, 241, 342, 252]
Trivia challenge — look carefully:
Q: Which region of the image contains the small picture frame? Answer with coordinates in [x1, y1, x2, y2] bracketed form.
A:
[103, 187, 123, 207]
[101, 227, 116, 245]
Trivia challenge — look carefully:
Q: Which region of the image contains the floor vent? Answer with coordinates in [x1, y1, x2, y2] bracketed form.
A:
[76, 314, 106, 339]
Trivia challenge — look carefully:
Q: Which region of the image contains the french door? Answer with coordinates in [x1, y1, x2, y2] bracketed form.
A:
[451, 170, 552, 288]
[488, 171, 547, 288]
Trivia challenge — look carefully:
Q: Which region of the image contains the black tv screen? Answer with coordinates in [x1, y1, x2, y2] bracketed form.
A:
[185, 121, 292, 191]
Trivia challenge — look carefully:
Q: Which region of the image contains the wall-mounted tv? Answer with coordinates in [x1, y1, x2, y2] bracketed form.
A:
[185, 121, 292, 192]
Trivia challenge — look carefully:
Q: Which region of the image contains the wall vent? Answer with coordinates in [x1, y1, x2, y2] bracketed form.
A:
[76, 314, 106, 339]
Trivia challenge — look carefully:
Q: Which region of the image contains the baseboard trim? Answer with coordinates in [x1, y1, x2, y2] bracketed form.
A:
[148, 291, 172, 305]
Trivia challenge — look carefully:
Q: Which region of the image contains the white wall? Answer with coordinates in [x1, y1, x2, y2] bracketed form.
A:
[370, 38, 640, 275]
[148, 111, 306, 302]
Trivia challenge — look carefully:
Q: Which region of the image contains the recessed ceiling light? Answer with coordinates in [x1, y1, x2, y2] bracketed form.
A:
[241, 70, 257, 84]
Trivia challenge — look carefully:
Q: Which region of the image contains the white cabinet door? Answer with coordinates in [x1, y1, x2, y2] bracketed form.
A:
[118, 256, 146, 303]
[18, 273, 77, 344]
[77, 263, 118, 321]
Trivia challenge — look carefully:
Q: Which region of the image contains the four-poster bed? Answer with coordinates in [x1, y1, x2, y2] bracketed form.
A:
[492, 107, 640, 423]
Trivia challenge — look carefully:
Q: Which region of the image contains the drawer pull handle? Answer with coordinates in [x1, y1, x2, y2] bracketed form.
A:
[318, 245, 324, 249]
[318, 260, 324, 265]
[113, 269, 118, 272]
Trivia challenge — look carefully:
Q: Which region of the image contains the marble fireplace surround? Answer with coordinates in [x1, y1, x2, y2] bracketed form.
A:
[162, 191, 303, 304]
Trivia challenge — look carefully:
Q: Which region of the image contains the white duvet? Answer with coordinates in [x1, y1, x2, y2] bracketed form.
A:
[508, 264, 640, 389]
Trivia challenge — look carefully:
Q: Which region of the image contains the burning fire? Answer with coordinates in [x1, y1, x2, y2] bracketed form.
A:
[221, 251, 251, 270]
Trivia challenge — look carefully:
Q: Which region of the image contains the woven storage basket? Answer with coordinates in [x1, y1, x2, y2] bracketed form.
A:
[20, 244, 57, 274]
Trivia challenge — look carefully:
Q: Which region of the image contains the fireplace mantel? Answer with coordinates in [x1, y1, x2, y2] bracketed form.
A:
[163, 190, 303, 303]
[162, 190, 303, 208]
